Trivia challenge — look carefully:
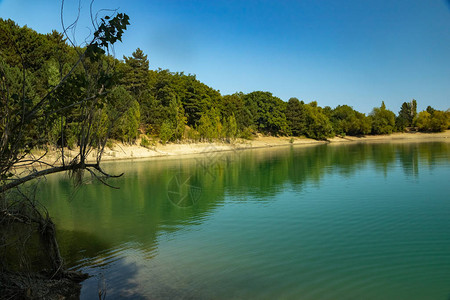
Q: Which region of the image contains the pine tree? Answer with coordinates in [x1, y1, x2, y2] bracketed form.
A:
[122, 48, 149, 96]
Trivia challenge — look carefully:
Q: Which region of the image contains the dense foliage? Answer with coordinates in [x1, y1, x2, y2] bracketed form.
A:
[0, 11, 132, 286]
[1, 18, 449, 150]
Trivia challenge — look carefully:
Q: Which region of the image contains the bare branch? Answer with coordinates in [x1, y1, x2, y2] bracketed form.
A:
[86, 167, 119, 189]
[92, 164, 123, 178]
[61, 0, 82, 48]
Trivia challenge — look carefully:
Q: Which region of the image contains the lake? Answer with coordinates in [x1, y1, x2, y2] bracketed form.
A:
[40, 141, 450, 299]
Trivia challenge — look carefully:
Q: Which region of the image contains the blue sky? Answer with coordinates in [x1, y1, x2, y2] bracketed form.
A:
[1, 0, 449, 113]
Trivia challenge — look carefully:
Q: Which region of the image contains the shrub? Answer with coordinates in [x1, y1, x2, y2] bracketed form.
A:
[140, 136, 151, 148]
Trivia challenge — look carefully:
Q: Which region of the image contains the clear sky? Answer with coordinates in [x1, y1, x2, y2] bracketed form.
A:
[1, 0, 449, 113]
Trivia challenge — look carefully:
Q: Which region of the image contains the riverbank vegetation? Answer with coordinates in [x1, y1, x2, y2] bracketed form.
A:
[1, 19, 449, 150]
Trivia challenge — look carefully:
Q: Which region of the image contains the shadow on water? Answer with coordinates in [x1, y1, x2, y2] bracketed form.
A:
[56, 229, 112, 268]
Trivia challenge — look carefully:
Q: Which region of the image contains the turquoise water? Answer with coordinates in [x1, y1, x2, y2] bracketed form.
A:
[40, 141, 450, 299]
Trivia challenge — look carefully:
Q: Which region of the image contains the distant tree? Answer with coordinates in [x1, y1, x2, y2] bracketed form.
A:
[396, 99, 417, 131]
[322, 106, 333, 119]
[139, 70, 186, 135]
[181, 74, 221, 126]
[243, 91, 290, 135]
[221, 93, 252, 131]
[416, 109, 449, 132]
[303, 103, 333, 140]
[416, 111, 431, 131]
[197, 107, 222, 141]
[354, 111, 372, 135]
[159, 120, 174, 144]
[428, 110, 449, 132]
[44, 59, 60, 89]
[285, 98, 307, 136]
[331, 105, 371, 136]
[171, 97, 187, 141]
[122, 48, 149, 96]
[331, 105, 355, 136]
[107, 86, 140, 143]
[426, 105, 435, 115]
[223, 114, 238, 142]
[139, 90, 162, 133]
[370, 101, 396, 134]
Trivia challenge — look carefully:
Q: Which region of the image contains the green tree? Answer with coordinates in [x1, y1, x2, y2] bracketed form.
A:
[354, 111, 372, 135]
[303, 103, 333, 140]
[417, 109, 449, 132]
[178, 73, 221, 126]
[331, 105, 371, 136]
[285, 97, 307, 136]
[107, 86, 141, 143]
[197, 114, 214, 141]
[243, 91, 290, 135]
[122, 48, 149, 96]
[44, 59, 60, 89]
[426, 106, 435, 115]
[171, 97, 187, 141]
[370, 101, 396, 134]
[197, 107, 222, 141]
[221, 93, 252, 131]
[428, 110, 449, 132]
[159, 120, 174, 144]
[396, 99, 417, 131]
[416, 111, 431, 131]
[138, 90, 164, 133]
[223, 114, 238, 142]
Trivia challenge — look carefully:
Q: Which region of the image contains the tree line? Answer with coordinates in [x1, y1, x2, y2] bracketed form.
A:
[1, 18, 449, 150]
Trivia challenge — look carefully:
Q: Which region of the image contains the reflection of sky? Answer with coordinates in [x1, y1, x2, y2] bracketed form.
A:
[1, 0, 450, 113]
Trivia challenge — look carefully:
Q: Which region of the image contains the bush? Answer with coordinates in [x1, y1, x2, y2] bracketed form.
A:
[140, 135, 151, 148]
[429, 111, 449, 132]
[106, 140, 114, 149]
[417, 110, 449, 132]
[239, 127, 255, 140]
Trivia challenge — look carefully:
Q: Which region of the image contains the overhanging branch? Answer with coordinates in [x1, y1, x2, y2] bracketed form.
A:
[1, 161, 123, 193]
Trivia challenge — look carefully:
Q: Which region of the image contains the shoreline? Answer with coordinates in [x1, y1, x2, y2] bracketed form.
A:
[31, 131, 450, 165]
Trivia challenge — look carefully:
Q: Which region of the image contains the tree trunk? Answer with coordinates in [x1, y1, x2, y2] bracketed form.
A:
[39, 218, 64, 277]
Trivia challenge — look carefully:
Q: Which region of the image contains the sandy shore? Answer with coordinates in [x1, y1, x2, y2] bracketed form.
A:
[327, 130, 450, 143]
[32, 136, 324, 164]
[30, 131, 449, 164]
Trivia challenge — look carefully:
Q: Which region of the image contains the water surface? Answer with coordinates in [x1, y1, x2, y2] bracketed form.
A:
[41, 141, 450, 299]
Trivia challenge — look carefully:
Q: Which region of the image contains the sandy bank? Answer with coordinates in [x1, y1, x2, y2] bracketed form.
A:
[328, 130, 450, 143]
[34, 136, 324, 164]
[31, 131, 449, 165]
